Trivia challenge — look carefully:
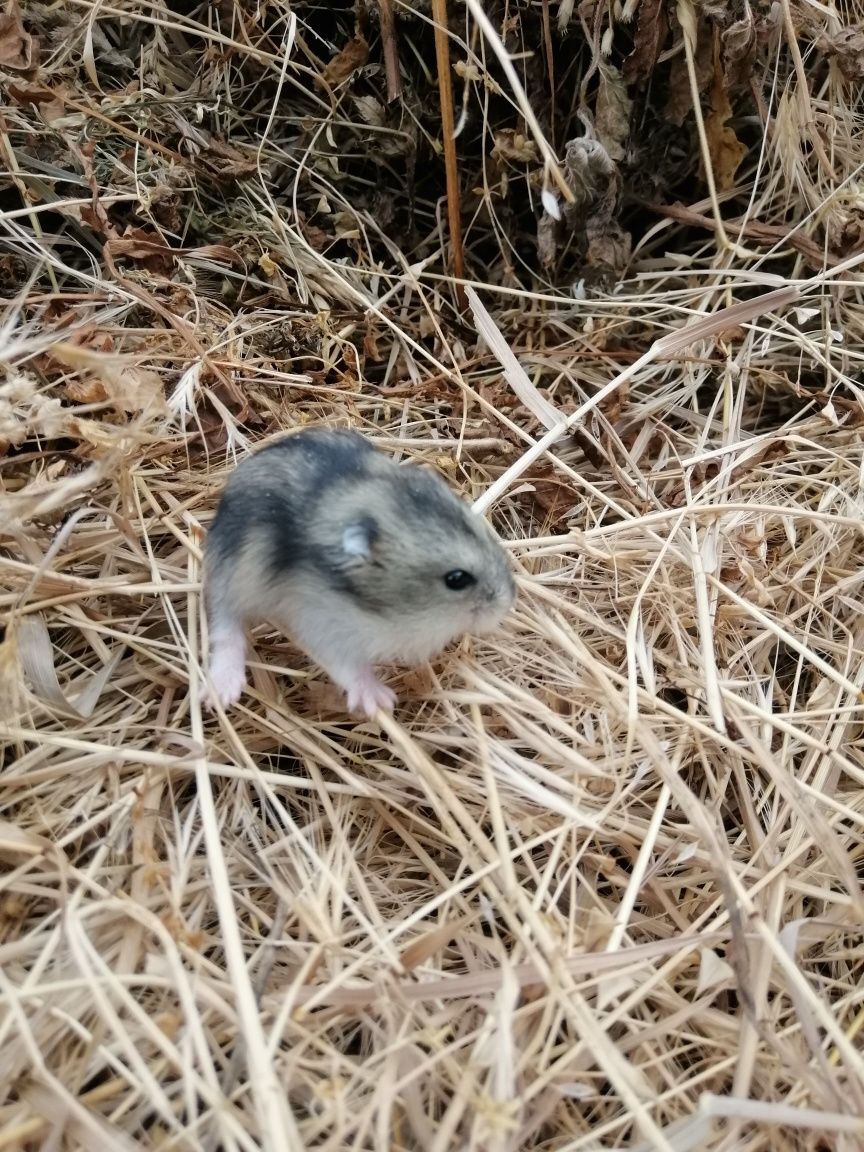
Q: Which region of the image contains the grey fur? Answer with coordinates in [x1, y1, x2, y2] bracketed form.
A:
[203, 427, 515, 714]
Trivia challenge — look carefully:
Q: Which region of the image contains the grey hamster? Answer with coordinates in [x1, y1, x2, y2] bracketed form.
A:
[203, 427, 515, 716]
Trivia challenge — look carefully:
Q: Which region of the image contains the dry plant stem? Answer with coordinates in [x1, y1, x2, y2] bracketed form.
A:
[464, 0, 573, 204]
[377, 0, 402, 102]
[0, 126, 59, 293]
[540, 0, 556, 150]
[65, 0, 329, 96]
[643, 198, 847, 269]
[431, 0, 466, 309]
[676, 0, 749, 259]
[378, 715, 679, 1152]
[466, 284, 560, 430]
[265, 934, 730, 1010]
[473, 280, 804, 515]
[701, 1095, 864, 1135]
[186, 568, 303, 1151]
[100, 246, 243, 403]
[779, 0, 836, 182]
[60, 93, 187, 165]
[5, 3, 864, 1145]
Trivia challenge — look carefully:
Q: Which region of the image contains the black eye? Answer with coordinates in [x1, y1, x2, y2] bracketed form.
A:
[444, 569, 476, 591]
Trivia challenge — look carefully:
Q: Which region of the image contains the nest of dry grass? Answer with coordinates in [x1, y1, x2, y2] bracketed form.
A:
[2, 1, 864, 1149]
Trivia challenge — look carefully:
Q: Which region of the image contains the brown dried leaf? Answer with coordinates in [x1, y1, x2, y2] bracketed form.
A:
[106, 366, 166, 416]
[301, 221, 330, 251]
[585, 221, 632, 277]
[665, 20, 712, 126]
[363, 325, 382, 362]
[595, 66, 632, 162]
[527, 472, 575, 528]
[624, 0, 668, 83]
[48, 343, 166, 416]
[80, 201, 116, 241]
[64, 377, 109, 404]
[106, 233, 240, 274]
[704, 35, 746, 191]
[492, 129, 539, 164]
[721, 9, 757, 90]
[353, 94, 385, 126]
[537, 212, 557, 269]
[5, 80, 64, 123]
[563, 137, 617, 211]
[0, 0, 36, 71]
[399, 916, 471, 971]
[107, 227, 175, 273]
[318, 36, 369, 89]
[195, 144, 259, 182]
[819, 26, 864, 82]
[341, 342, 359, 380]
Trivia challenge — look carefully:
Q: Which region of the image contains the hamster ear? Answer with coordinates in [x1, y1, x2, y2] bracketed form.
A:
[340, 517, 378, 566]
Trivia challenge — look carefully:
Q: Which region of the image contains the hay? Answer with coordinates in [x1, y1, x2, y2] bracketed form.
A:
[1, 0, 863, 1148]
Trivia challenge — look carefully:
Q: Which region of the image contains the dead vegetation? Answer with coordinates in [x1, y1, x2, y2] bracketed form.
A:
[1, 0, 864, 1148]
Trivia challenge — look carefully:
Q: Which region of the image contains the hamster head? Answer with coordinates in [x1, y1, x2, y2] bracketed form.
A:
[312, 463, 516, 664]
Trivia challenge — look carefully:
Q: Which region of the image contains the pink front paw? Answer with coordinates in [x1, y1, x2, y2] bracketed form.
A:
[203, 655, 247, 710]
[203, 623, 248, 710]
[345, 667, 396, 718]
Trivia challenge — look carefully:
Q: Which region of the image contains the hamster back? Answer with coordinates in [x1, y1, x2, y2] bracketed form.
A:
[203, 428, 515, 716]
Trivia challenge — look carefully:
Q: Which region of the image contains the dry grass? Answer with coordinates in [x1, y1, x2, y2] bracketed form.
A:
[2, 1, 864, 1149]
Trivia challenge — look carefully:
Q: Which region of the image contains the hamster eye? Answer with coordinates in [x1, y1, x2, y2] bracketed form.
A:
[444, 569, 476, 591]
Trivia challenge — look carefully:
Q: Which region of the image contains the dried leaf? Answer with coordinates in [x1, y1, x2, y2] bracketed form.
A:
[341, 342, 359, 379]
[301, 221, 330, 251]
[665, 17, 712, 126]
[363, 325, 382, 362]
[466, 285, 561, 431]
[585, 221, 631, 275]
[537, 212, 557, 269]
[526, 475, 573, 527]
[106, 233, 241, 274]
[353, 95, 385, 126]
[563, 136, 617, 210]
[492, 129, 539, 164]
[819, 26, 864, 82]
[624, 0, 668, 83]
[16, 614, 122, 718]
[400, 915, 471, 970]
[721, 9, 757, 89]
[595, 65, 632, 162]
[704, 34, 746, 190]
[107, 227, 174, 273]
[80, 200, 116, 241]
[0, 0, 36, 71]
[695, 947, 735, 996]
[64, 377, 109, 404]
[318, 36, 369, 88]
[6, 80, 65, 124]
[48, 343, 166, 416]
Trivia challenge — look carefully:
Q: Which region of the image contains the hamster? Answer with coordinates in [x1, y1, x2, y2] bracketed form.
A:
[202, 427, 515, 717]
